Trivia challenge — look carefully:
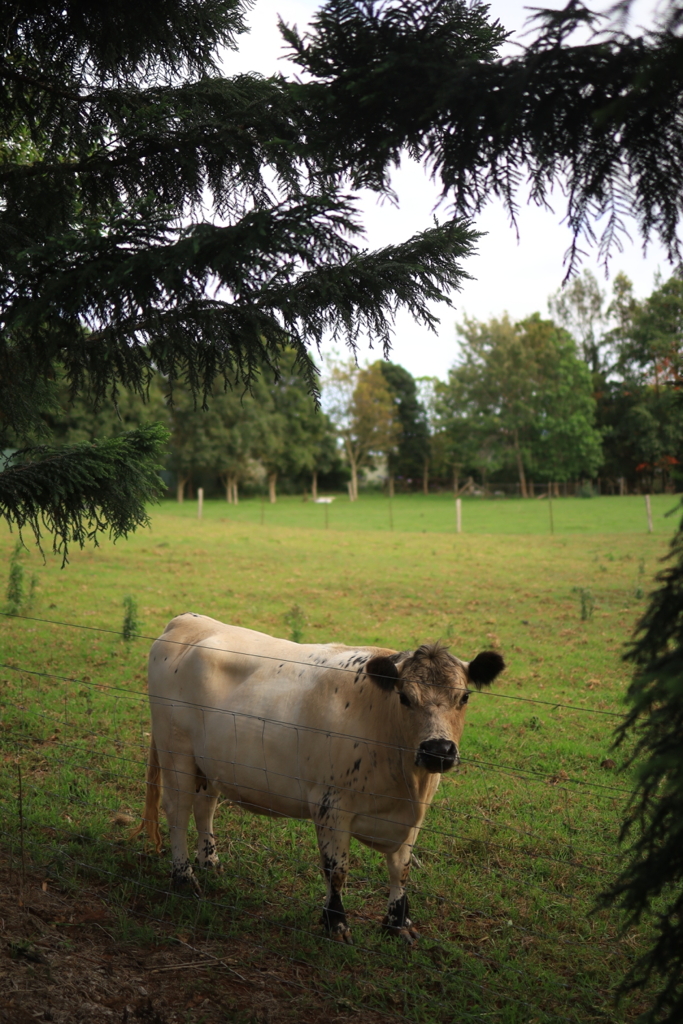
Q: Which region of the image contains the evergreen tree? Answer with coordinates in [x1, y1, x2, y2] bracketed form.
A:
[286, 0, 683, 270]
[0, 0, 482, 557]
[378, 362, 430, 492]
[600, 515, 683, 1024]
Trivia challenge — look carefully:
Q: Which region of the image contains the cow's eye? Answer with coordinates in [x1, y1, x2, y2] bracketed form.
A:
[399, 692, 411, 709]
[461, 691, 470, 705]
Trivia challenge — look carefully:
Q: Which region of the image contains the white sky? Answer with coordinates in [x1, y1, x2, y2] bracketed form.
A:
[225, 0, 675, 380]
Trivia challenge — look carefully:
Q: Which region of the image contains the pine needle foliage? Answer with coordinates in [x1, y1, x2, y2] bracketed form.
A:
[0, 0, 484, 553]
[285, 0, 683, 270]
[600, 510, 683, 1023]
[0, 425, 168, 564]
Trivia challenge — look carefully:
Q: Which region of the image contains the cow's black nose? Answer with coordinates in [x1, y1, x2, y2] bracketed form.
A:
[415, 739, 458, 773]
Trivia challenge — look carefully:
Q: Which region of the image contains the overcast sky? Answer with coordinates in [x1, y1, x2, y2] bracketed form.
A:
[225, 0, 674, 380]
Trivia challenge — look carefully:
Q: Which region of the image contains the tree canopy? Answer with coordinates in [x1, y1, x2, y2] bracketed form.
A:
[436, 313, 603, 494]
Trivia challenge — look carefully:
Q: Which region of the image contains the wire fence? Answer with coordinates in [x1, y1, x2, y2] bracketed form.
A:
[0, 609, 636, 1024]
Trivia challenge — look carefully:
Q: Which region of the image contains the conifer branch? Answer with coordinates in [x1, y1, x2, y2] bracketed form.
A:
[0, 424, 169, 564]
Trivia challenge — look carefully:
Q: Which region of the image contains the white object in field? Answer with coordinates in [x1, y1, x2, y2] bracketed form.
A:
[456, 497, 462, 534]
[314, 497, 335, 504]
[645, 494, 653, 533]
[198, 487, 204, 519]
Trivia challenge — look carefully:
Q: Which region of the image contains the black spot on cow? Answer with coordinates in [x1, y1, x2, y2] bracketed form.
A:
[195, 763, 208, 793]
[345, 702, 350, 709]
[352, 758, 361, 773]
[174, 668, 178, 673]
[317, 790, 334, 820]
[384, 893, 410, 930]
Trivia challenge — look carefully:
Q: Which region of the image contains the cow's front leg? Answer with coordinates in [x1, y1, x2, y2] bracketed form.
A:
[315, 816, 353, 944]
[382, 833, 419, 945]
[193, 785, 222, 873]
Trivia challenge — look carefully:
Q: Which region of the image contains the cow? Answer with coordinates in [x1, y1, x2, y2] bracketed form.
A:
[132, 614, 504, 944]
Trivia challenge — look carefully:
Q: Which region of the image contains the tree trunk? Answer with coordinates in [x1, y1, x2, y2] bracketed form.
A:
[268, 472, 277, 504]
[176, 476, 188, 503]
[388, 473, 395, 498]
[312, 470, 318, 501]
[513, 430, 528, 498]
[347, 461, 359, 501]
[423, 458, 429, 495]
[225, 474, 237, 503]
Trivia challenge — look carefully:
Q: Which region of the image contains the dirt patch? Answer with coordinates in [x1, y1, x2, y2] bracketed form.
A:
[0, 859, 392, 1024]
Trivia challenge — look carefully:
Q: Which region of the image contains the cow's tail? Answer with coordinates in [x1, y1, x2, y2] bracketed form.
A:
[130, 734, 163, 854]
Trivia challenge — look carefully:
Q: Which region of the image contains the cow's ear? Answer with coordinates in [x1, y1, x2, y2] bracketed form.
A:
[366, 656, 399, 691]
[467, 651, 505, 690]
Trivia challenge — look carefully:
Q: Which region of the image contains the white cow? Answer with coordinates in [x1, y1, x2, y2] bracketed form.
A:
[133, 614, 504, 943]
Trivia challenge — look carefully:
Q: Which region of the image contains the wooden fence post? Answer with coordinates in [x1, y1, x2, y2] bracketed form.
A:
[456, 498, 462, 534]
[645, 494, 653, 533]
[198, 487, 204, 520]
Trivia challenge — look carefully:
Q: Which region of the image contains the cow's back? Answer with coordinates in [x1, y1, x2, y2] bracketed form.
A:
[148, 614, 378, 820]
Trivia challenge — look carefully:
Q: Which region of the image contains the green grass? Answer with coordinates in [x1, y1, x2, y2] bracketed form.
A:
[176, 490, 681, 535]
[0, 501, 676, 1022]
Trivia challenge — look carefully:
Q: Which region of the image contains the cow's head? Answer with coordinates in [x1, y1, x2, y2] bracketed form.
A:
[365, 643, 504, 773]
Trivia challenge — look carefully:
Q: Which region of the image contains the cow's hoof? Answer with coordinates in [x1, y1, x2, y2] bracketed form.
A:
[172, 873, 202, 897]
[382, 920, 419, 946]
[195, 858, 223, 874]
[321, 913, 353, 945]
[330, 925, 354, 945]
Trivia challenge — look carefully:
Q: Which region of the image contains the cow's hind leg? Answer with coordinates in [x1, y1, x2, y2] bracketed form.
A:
[382, 832, 419, 945]
[315, 815, 353, 944]
[193, 779, 222, 873]
[158, 748, 201, 895]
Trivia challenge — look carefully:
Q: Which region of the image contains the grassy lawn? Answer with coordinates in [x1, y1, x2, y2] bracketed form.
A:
[0, 497, 678, 1022]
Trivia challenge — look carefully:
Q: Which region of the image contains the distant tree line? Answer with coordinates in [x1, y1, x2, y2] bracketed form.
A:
[38, 271, 682, 500]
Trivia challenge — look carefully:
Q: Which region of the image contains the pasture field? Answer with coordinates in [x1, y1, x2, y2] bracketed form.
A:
[0, 498, 679, 1024]
[174, 490, 680, 536]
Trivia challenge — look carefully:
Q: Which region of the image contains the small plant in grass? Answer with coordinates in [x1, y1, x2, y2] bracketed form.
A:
[5, 540, 37, 615]
[284, 604, 305, 643]
[572, 586, 595, 620]
[5, 539, 24, 613]
[122, 596, 139, 641]
[635, 558, 645, 599]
